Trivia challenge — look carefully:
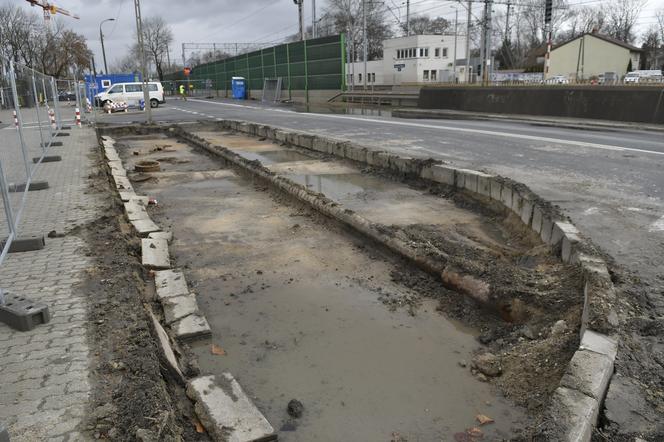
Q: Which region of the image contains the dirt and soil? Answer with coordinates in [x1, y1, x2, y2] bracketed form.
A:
[73, 147, 208, 441]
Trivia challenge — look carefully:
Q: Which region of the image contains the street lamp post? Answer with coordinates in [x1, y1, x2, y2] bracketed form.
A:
[100, 18, 115, 75]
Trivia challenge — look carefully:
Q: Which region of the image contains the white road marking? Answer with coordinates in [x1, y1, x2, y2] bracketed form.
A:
[187, 98, 664, 158]
[649, 216, 664, 232]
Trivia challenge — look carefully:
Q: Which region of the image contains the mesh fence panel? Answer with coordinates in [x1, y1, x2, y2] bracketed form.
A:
[0, 57, 71, 265]
[164, 35, 345, 99]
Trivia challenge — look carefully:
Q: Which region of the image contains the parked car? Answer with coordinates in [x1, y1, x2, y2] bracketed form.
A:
[58, 91, 76, 101]
[95, 82, 165, 108]
[544, 75, 569, 84]
[624, 72, 641, 83]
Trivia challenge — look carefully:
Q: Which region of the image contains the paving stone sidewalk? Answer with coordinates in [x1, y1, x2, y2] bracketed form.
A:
[0, 126, 103, 441]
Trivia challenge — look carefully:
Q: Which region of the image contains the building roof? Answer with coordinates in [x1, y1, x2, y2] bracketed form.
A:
[553, 32, 643, 53]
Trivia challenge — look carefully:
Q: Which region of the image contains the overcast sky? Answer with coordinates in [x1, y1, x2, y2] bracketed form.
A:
[18, 0, 664, 72]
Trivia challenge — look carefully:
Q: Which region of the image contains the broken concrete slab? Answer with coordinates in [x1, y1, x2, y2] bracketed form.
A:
[148, 311, 184, 382]
[163, 294, 199, 324]
[148, 231, 173, 242]
[172, 314, 212, 340]
[154, 269, 189, 299]
[141, 238, 170, 270]
[187, 374, 276, 442]
[604, 374, 659, 435]
[560, 349, 614, 401]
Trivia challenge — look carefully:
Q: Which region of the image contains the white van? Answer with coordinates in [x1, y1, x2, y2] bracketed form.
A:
[95, 82, 165, 108]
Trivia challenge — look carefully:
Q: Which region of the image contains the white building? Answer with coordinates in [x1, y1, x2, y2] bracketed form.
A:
[346, 34, 468, 86]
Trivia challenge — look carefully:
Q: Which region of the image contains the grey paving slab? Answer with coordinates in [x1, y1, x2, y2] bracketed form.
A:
[0, 127, 103, 441]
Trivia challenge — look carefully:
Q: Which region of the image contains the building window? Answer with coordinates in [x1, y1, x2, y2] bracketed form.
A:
[424, 48, 429, 57]
[397, 50, 402, 59]
[443, 48, 448, 58]
[358, 73, 362, 82]
[101, 79, 111, 88]
[435, 48, 440, 57]
[423, 70, 429, 81]
[371, 73, 376, 82]
[431, 70, 437, 81]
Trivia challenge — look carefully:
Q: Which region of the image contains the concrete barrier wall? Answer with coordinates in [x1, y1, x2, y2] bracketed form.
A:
[418, 86, 664, 124]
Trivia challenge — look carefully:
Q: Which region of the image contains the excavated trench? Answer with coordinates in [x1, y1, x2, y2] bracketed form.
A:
[110, 126, 584, 440]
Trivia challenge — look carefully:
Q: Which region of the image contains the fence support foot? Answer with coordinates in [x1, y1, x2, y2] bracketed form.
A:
[1, 235, 45, 253]
[8, 181, 49, 192]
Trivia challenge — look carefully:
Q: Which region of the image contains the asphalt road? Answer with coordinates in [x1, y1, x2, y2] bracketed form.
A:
[99, 98, 664, 302]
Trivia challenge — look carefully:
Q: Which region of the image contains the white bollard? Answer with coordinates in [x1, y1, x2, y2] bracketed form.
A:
[12, 111, 18, 128]
[75, 108, 81, 127]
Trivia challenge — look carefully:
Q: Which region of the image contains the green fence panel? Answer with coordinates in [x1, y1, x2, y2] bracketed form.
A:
[164, 35, 345, 99]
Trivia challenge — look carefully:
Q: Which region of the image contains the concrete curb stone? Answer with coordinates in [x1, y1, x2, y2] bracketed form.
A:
[154, 269, 189, 300]
[172, 314, 212, 340]
[162, 294, 200, 324]
[141, 238, 170, 270]
[186, 374, 276, 442]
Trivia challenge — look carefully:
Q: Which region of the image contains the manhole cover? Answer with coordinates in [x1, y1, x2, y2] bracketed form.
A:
[135, 160, 160, 172]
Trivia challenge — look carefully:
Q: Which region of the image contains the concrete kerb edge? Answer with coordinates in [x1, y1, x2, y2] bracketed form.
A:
[97, 132, 227, 437]
[99, 122, 619, 441]
[194, 118, 620, 441]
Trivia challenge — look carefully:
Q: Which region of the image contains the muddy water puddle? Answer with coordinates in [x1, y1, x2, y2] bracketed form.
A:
[195, 131, 527, 252]
[117, 134, 528, 440]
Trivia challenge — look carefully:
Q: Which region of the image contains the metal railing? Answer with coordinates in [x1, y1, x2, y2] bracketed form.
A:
[0, 56, 88, 304]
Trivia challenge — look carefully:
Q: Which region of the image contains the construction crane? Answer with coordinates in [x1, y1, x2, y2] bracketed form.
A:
[25, 0, 80, 21]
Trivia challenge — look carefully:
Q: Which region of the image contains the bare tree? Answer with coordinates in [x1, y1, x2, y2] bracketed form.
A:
[112, 53, 141, 74]
[640, 26, 661, 69]
[322, 0, 393, 60]
[560, 6, 608, 40]
[137, 16, 173, 81]
[517, 0, 572, 48]
[401, 16, 450, 35]
[657, 9, 664, 44]
[0, 4, 39, 64]
[605, 0, 646, 43]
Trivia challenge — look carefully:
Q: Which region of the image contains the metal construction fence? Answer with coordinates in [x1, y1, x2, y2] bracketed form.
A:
[164, 34, 346, 101]
[0, 56, 93, 304]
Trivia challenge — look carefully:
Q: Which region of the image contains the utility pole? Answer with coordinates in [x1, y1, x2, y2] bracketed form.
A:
[406, 0, 410, 36]
[363, 0, 367, 90]
[312, 0, 317, 39]
[134, 0, 152, 123]
[453, 7, 458, 82]
[481, 0, 493, 85]
[182, 43, 186, 69]
[100, 18, 115, 75]
[294, 0, 304, 41]
[544, 0, 553, 80]
[465, 0, 471, 83]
